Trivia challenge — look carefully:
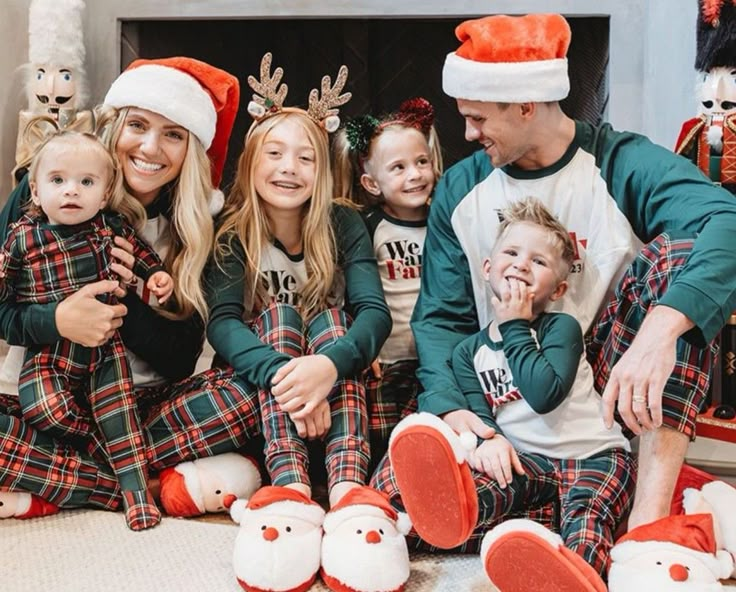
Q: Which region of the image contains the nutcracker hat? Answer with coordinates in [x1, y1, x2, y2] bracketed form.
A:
[104, 57, 240, 189]
[28, 0, 86, 69]
[695, 0, 736, 71]
[442, 13, 571, 103]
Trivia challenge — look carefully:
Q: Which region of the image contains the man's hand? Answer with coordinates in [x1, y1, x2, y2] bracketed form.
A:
[271, 355, 338, 419]
[441, 409, 496, 440]
[470, 435, 525, 488]
[56, 280, 128, 346]
[602, 306, 693, 434]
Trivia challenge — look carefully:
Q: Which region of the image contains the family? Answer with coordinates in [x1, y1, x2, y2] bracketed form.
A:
[2, 10, 736, 592]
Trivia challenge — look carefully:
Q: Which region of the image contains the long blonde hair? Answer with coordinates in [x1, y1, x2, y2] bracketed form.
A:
[216, 110, 336, 321]
[99, 105, 214, 322]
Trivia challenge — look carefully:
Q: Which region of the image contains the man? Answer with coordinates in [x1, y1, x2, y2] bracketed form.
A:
[371, 11, 736, 559]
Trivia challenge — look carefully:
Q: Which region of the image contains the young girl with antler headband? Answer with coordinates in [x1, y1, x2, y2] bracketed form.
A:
[207, 54, 410, 592]
[333, 98, 443, 469]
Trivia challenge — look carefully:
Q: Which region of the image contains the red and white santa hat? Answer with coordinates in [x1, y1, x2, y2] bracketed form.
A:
[103, 56, 240, 193]
[232, 486, 325, 527]
[611, 513, 734, 579]
[442, 13, 571, 103]
[323, 486, 411, 535]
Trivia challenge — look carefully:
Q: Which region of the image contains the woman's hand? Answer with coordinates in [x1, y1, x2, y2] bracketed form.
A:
[55, 280, 128, 347]
[271, 354, 338, 419]
[110, 236, 136, 297]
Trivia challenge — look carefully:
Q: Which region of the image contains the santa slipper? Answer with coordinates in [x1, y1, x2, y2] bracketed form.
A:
[481, 519, 606, 592]
[0, 491, 59, 519]
[388, 412, 477, 549]
[321, 486, 412, 592]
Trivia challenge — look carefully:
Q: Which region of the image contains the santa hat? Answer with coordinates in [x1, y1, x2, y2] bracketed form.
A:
[442, 13, 571, 103]
[611, 513, 734, 580]
[28, 0, 86, 69]
[323, 486, 411, 535]
[104, 57, 240, 193]
[159, 453, 261, 517]
[695, 0, 736, 71]
[234, 486, 325, 527]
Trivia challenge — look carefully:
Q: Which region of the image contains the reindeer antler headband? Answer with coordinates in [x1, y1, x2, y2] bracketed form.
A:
[247, 52, 351, 133]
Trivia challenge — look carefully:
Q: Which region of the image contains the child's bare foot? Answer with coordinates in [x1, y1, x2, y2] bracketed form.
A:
[122, 489, 162, 531]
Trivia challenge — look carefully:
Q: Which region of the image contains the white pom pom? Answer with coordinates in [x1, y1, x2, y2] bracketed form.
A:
[229, 499, 248, 525]
[248, 101, 266, 120]
[323, 115, 340, 133]
[706, 124, 723, 151]
[459, 431, 478, 453]
[395, 511, 413, 536]
[209, 189, 224, 216]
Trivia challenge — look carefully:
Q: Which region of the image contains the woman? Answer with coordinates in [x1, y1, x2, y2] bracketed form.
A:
[0, 57, 261, 527]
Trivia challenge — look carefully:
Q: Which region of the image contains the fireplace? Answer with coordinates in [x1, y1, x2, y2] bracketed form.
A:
[118, 16, 608, 187]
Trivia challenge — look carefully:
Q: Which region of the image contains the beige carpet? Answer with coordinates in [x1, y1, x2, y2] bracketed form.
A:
[1, 509, 490, 592]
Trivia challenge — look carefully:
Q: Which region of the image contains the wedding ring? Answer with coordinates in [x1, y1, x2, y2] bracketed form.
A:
[632, 391, 646, 404]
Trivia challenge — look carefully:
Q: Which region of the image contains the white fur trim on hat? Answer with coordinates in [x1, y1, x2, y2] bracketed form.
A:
[442, 52, 570, 103]
[323, 504, 394, 534]
[611, 540, 734, 580]
[104, 65, 216, 149]
[174, 462, 205, 514]
[244, 499, 325, 528]
[389, 412, 476, 464]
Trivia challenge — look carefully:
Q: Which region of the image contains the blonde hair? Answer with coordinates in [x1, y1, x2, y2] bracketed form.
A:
[99, 105, 214, 321]
[496, 197, 575, 278]
[24, 115, 137, 226]
[216, 110, 337, 321]
[333, 119, 443, 208]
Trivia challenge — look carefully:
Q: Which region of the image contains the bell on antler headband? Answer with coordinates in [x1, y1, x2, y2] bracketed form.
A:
[345, 96, 436, 157]
[246, 52, 351, 133]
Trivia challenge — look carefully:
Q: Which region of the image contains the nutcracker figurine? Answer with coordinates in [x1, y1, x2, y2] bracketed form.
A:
[14, 0, 93, 179]
[676, 1, 736, 413]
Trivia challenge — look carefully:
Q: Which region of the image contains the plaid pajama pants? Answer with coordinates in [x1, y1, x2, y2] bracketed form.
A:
[371, 233, 715, 572]
[253, 303, 370, 491]
[365, 359, 419, 473]
[0, 366, 261, 509]
[18, 333, 148, 493]
[587, 233, 716, 439]
[370, 447, 634, 577]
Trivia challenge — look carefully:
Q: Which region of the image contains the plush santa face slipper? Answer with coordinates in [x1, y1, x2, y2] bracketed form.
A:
[321, 486, 412, 592]
[0, 491, 59, 519]
[481, 519, 607, 592]
[230, 486, 326, 592]
[388, 412, 478, 549]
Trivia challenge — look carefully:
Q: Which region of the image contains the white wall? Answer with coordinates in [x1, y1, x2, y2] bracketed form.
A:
[0, 0, 700, 203]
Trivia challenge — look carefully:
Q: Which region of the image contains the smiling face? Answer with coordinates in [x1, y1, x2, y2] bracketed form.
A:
[360, 126, 435, 221]
[252, 116, 317, 217]
[115, 108, 189, 206]
[457, 99, 533, 168]
[30, 136, 111, 225]
[484, 221, 568, 315]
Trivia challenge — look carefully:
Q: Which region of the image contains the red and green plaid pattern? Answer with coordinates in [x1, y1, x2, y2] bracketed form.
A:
[366, 359, 419, 471]
[370, 445, 634, 576]
[253, 303, 369, 490]
[587, 234, 716, 439]
[0, 367, 262, 511]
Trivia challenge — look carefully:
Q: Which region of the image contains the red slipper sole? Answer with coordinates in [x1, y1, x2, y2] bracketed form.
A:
[390, 425, 477, 549]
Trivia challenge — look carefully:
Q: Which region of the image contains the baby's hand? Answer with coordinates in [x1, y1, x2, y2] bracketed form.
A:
[147, 271, 174, 304]
[491, 277, 534, 324]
